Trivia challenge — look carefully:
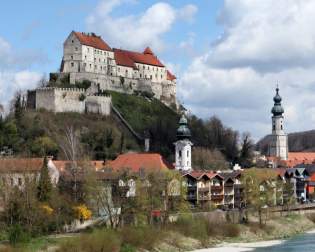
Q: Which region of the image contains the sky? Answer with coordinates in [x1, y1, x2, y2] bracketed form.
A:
[2, 0, 315, 141]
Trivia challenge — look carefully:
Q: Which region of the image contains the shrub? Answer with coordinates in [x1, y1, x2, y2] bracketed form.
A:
[307, 213, 315, 223]
[79, 94, 86, 101]
[172, 215, 208, 242]
[8, 225, 31, 245]
[57, 229, 120, 252]
[120, 244, 136, 252]
[120, 226, 163, 250]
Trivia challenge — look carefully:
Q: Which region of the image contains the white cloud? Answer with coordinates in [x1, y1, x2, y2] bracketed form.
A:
[177, 4, 198, 23]
[86, 1, 198, 51]
[179, 0, 315, 140]
[0, 37, 43, 110]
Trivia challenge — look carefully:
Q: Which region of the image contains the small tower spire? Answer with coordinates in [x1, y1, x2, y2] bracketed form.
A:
[269, 86, 288, 161]
[174, 114, 193, 171]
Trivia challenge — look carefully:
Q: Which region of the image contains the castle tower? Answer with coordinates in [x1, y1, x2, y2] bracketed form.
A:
[269, 87, 288, 160]
[174, 114, 193, 171]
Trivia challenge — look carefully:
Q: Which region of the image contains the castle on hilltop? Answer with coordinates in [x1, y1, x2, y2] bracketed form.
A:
[30, 31, 178, 116]
[58, 31, 176, 106]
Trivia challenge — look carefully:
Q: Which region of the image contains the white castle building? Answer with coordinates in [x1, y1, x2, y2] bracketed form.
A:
[269, 87, 288, 160]
[59, 31, 177, 106]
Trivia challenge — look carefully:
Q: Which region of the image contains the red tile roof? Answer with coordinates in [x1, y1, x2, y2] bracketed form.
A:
[281, 152, 315, 168]
[105, 153, 174, 172]
[74, 31, 112, 51]
[53, 160, 105, 172]
[167, 70, 176, 81]
[113, 48, 164, 67]
[184, 171, 223, 180]
[0, 158, 44, 173]
[114, 49, 137, 69]
[143, 47, 154, 55]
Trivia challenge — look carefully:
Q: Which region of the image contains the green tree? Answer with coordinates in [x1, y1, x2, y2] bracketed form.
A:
[37, 156, 52, 202]
[241, 168, 278, 226]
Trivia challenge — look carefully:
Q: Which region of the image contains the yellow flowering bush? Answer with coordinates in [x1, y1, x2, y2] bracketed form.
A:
[73, 204, 92, 221]
[40, 204, 54, 216]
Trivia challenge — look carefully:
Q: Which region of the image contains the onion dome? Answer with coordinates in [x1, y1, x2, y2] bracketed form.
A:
[177, 114, 191, 139]
[271, 87, 284, 116]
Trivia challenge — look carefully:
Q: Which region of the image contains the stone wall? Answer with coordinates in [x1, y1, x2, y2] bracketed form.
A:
[35, 87, 111, 116]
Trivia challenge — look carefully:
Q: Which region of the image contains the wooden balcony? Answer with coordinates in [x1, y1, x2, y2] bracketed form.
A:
[211, 185, 223, 190]
[224, 183, 234, 188]
[198, 187, 210, 192]
[211, 194, 224, 200]
[198, 195, 211, 200]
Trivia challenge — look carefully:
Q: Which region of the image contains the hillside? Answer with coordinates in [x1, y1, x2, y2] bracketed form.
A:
[1, 91, 180, 161]
[256, 130, 315, 154]
[110, 91, 180, 159]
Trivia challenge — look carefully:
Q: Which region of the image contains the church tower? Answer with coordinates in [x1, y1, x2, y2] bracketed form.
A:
[269, 87, 288, 160]
[174, 114, 193, 171]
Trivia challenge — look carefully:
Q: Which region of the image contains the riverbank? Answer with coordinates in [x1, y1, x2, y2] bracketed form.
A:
[0, 213, 314, 252]
[157, 213, 315, 252]
[184, 214, 315, 252]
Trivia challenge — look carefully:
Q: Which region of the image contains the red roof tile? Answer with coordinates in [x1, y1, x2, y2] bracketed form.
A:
[113, 48, 164, 67]
[114, 49, 137, 69]
[0, 158, 44, 173]
[280, 152, 315, 168]
[167, 70, 176, 81]
[105, 153, 173, 172]
[143, 47, 154, 55]
[74, 32, 112, 51]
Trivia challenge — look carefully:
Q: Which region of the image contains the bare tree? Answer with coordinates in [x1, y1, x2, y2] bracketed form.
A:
[37, 74, 48, 88]
[58, 125, 81, 202]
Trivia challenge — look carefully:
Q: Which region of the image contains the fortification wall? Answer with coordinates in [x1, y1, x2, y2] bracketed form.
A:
[54, 88, 85, 113]
[86, 95, 111, 115]
[35, 87, 111, 116]
[36, 88, 57, 112]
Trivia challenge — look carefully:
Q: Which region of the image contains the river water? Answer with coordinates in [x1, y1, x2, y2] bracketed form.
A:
[255, 231, 315, 251]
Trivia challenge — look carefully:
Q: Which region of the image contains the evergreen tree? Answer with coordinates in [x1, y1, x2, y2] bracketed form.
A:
[37, 156, 52, 202]
[14, 93, 23, 125]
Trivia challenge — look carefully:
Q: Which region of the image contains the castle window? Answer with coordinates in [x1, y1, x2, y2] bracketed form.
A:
[150, 75, 152, 80]
[75, 47, 78, 51]
[95, 65, 97, 69]
[281, 125, 283, 130]
[187, 150, 189, 157]
[87, 48, 90, 52]
[161, 75, 162, 78]
[71, 40, 74, 43]
[71, 62, 74, 67]
[18, 178, 22, 186]
[273, 124, 275, 130]
[71, 56, 73, 59]
[85, 56, 87, 59]
[89, 64, 92, 68]
[179, 150, 182, 158]
[118, 67, 120, 72]
[140, 74, 142, 78]
[94, 58, 96, 62]
[10, 178, 14, 186]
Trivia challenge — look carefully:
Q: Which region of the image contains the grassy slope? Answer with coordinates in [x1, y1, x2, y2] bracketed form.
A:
[110, 91, 179, 159]
[110, 91, 178, 133]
